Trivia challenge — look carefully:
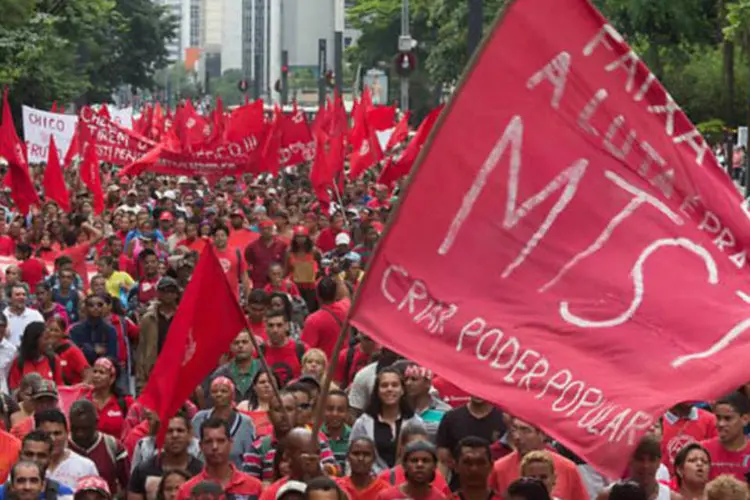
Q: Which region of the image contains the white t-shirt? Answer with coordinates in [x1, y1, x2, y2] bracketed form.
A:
[4, 306, 44, 347]
[47, 450, 99, 490]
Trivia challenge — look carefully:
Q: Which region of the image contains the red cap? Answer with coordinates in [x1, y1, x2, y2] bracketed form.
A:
[304, 212, 317, 221]
[371, 221, 384, 234]
[231, 209, 245, 218]
[293, 225, 309, 236]
[258, 219, 274, 229]
[159, 212, 174, 221]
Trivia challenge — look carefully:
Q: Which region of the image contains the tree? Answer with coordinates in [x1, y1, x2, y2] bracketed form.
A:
[211, 69, 248, 106]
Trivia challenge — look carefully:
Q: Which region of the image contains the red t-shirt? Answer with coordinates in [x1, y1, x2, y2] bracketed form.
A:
[215, 246, 247, 298]
[109, 314, 139, 367]
[316, 228, 345, 254]
[701, 437, 750, 481]
[377, 466, 451, 497]
[55, 340, 90, 386]
[376, 485, 447, 500]
[263, 279, 301, 298]
[177, 465, 263, 500]
[335, 345, 371, 387]
[662, 408, 717, 473]
[338, 477, 391, 500]
[19, 258, 47, 288]
[0, 236, 16, 256]
[87, 392, 133, 439]
[262, 339, 306, 386]
[137, 276, 159, 306]
[300, 299, 350, 360]
[8, 355, 64, 390]
[431, 376, 471, 408]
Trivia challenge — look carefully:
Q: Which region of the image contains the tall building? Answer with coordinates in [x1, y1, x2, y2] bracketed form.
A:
[242, 0, 270, 97]
[156, 0, 203, 63]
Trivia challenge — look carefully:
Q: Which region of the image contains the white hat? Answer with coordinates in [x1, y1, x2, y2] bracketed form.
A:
[177, 176, 190, 184]
[335, 232, 351, 246]
[162, 190, 177, 200]
[276, 481, 307, 500]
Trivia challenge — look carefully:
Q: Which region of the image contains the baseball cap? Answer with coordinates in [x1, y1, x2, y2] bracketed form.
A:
[335, 232, 351, 246]
[258, 219, 274, 229]
[31, 380, 58, 400]
[162, 190, 177, 201]
[157, 276, 179, 291]
[127, 189, 138, 196]
[159, 212, 174, 221]
[293, 225, 309, 236]
[276, 481, 307, 500]
[74, 476, 111, 500]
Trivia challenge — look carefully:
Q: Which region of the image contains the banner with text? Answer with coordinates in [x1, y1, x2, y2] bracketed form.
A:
[349, 0, 750, 477]
[22, 106, 78, 163]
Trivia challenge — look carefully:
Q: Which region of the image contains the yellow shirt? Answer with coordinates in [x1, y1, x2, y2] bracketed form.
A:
[105, 271, 135, 297]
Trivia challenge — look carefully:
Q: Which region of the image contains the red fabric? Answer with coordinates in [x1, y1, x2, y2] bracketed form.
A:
[348, 106, 396, 180]
[78, 106, 156, 166]
[279, 102, 314, 167]
[376, 485, 446, 500]
[10, 417, 33, 441]
[263, 280, 301, 298]
[701, 437, 750, 481]
[139, 243, 249, 446]
[377, 106, 442, 187]
[0, 429, 21, 484]
[316, 228, 343, 254]
[43, 135, 71, 212]
[237, 409, 272, 438]
[8, 355, 64, 390]
[248, 319, 267, 342]
[19, 257, 47, 288]
[69, 434, 128, 495]
[260, 477, 288, 500]
[136, 277, 159, 306]
[334, 345, 371, 387]
[301, 298, 350, 360]
[349, 0, 750, 475]
[431, 376, 471, 408]
[57, 340, 90, 385]
[262, 339, 305, 386]
[78, 113, 105, 214]
[58, 384, 91, 415]
[0, 236, 15, 256]
[661, 408, 717, 473]
[123, 419, 150, 458]
[176, 465, 262, 500]
[215, 246, 247, 298]
[338, 477, 390, 500]
[62, 242, 92, 290]
[377, 466, 451, 497]
[244, 237, 288, 288]
[86, 392, 133, 438]
[259, 105, 283, 175]
[0, 89, 39, 214]
[384, 112, 410, 152]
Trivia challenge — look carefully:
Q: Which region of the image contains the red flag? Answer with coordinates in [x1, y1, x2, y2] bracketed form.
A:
[279, 102, 314, 167]
[385, 111, 410, 152]
[97, 104, 111, 120]
[348, 87, 372, 148]
[348, 106, 396, 179]
[259, 105, 283, 175]
[78, 117, 105, 214]
[0, 89, 39, 214]
[310, 133, 333, 211]
[349, 0, 747, 477]
[63, 125, 79, 169]
[139, 243, 248, 439]
[50, 101, 58, 113]
[58, 104, 65, 114]
[43, 135, 70, 212]
[377, 106, 442, 187]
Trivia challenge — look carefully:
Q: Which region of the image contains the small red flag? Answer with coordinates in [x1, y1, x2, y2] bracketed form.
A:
[78, 117, 105, 215]
[43, 135, 70, 212]
[259, 105, 283, 175]
[50, 101, 58, 113]
[385, 111, 410, 152]
[139, 243, 248, 439]
[0, 88, 39, 214]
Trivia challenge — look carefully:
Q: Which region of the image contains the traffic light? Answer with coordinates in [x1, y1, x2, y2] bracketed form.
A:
[238, 79, 249, 93]
[394, 52, 416, 77]
[325, 70, 335, 88]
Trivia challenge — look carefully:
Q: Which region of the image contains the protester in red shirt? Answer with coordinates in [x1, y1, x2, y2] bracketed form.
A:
[260, 309, 306, 387]
[176, 417, 263, 500]
[376, 441, 447, 500]
[378, 426, 451, 496]
[213, 223, 251, 298]
[245, 290, 269, 342]
[8, 321, 64, 390]
[316, 213, 346, 254]
[16, 243, 48, 289]
[286, 226, 321, 310]
[245, 219, 288, 289]
[335, 335, 379, 389]
[701, 392, 750, 481]
[45, 315, 89, 386]
[301, 277, 350, 361]
[662, 402, 717, 473]
[338, 437, 391, 500]
[84, 357, 133, 439]
[259, 428, 328, 500]
[264, 262, 301, 297]
[0, 220, 18, 256]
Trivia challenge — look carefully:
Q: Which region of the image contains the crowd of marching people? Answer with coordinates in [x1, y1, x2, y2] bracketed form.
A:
[1, 144, 750, 500]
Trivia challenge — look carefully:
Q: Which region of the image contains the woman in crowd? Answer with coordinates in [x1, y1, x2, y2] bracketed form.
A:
[45, 315, 89, 386]
[236, 369, 278, 438]
[35, 283, 69, 324]
[520, 451, 558, 500]
[191, 376, 256, 467]
[350, 366, 424, 474]
[269, 292, 303, 338]
[301, 348, 327, 381]
[673, 443, 710, 500]
[338, 437, 390, 500]
[157, 470, 192, 500]
[7, 322, 64, 390]
[286, 225, 321, 311]
[84, 357, 133, 438]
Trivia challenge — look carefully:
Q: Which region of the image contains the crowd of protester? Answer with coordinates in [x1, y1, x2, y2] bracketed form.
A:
[0, 169, 749, 500]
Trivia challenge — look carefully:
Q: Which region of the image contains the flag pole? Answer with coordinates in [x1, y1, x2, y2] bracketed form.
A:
[310, 301, 351, 446]
[331, 175, 350, 228]
[241, 318, 287, 414]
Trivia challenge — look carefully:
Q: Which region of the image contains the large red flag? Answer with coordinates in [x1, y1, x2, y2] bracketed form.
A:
[78, 116, 105, 215]
[139, 243, 247, 432]
[350, 0, 750, 477]
[348, 106, 396, 179]
[43, 135, 70, 212]
[0, 89, 39, 214]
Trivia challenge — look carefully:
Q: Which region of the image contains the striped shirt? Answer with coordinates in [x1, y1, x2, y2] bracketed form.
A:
[242, 432, 339, 481]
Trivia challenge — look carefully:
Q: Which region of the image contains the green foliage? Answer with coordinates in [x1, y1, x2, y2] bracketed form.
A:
[210, 69, 248, 107]
[0, 0, 177, 110]
[697, 118, 728, 143]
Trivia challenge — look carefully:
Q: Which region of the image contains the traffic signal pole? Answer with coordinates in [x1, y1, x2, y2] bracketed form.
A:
[400, 0, 410, 110]
[334, 0, 344, 95]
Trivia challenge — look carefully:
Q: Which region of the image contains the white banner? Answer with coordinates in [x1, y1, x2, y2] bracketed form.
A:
[21, 106, 78, 164]
[22, 104, 135, 164]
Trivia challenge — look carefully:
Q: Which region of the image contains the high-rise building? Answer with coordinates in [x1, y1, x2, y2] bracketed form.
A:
[156, 0, 203, 63]
[241, 0, 270, 97]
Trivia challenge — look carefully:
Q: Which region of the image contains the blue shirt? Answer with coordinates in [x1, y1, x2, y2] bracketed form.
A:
[0, 480, 74, 500]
